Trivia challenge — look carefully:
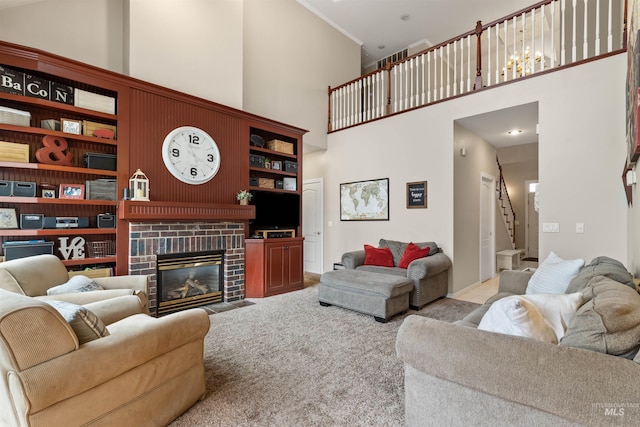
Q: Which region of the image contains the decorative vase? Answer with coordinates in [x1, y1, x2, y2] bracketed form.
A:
[239, 199, 248, 205]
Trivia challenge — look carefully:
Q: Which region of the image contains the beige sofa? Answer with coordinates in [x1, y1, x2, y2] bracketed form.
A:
[396, 257, 640, 425]
[0, 254, 149, 310]
[0, 254, 212, 426]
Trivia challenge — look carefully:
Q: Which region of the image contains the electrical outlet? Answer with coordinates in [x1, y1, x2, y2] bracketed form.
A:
[576, 223, 584, 234]
[543, 223, 560, 233]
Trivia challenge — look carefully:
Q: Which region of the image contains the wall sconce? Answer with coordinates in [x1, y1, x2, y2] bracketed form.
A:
[460, 147, 467, 157]
[129, 169, 150, 201]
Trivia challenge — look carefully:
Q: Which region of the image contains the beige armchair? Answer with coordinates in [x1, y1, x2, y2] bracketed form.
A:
[0, 254, 149, 309]
[0, 288, 211, 426]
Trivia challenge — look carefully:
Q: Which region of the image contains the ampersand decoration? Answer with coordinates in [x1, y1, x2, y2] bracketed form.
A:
[36, 135, 73, 166]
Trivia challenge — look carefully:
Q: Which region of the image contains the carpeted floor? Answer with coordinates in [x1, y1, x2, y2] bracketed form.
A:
[170, 285, 479, 427]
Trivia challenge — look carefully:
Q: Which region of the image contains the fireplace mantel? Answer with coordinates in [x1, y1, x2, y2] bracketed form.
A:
[118, 200, 255, 221]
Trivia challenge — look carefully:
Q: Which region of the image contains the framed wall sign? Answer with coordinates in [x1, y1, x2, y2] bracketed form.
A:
[61, 118, 82, 135]
[340, 178, 389, 221]
[59, 183, 85, 199]
[406, 181, 427, 208]
[0, 208, 18, 229]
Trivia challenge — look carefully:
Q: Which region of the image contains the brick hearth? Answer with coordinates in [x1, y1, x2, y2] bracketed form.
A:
[128, 221, 246, 315]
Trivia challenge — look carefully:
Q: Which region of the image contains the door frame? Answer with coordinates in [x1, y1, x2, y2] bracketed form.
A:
[302, 177, 324, 274]
[524, 180, 539, 259]
[480, 172, 496, 281]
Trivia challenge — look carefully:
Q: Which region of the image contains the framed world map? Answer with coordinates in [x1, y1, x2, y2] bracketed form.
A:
[340, 178, 389, 221]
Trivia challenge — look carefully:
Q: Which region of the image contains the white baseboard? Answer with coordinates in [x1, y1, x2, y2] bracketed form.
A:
[448, 280, 483, 299]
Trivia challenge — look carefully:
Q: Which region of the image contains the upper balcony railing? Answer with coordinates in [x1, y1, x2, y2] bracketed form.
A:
[328, 0, 626, 132]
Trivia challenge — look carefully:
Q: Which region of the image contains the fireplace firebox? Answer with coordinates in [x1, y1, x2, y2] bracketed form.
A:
[156, 250, 224, 315]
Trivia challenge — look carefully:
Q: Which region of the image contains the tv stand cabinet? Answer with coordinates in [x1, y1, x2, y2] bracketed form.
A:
[245, 237, 304, 297]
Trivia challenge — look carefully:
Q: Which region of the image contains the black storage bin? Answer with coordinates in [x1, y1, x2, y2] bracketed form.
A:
[249, 176, 259, 187]
[0, 180, 11, 196]
[84, 153, 117, 171]
[283, 160, 298, 173]
[3, 241, 54, 261]
[275, 180, 284, 189]
[11, 181, 36, 197]
[249, 154, 265, 168]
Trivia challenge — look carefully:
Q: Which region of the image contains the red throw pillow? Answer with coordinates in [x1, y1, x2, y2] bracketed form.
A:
[363, 244, 394, 267]
[398, 242, 431, 268]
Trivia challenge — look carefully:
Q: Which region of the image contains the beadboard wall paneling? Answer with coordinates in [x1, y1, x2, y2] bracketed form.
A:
[128, 88, 246, 204]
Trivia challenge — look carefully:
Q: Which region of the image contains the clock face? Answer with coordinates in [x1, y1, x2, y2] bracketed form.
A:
[162, 126, 221, 185]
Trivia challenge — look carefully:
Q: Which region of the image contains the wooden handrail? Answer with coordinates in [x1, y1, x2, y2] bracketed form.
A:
[328, 0, 627, 133]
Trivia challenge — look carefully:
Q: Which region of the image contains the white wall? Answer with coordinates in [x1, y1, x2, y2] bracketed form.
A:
[313, 54, 626, 292]
[126, 0, 244, 109]
[0, 0, 125, 73]
[453, 123, 500, 292]
[242, 0, 360, 152]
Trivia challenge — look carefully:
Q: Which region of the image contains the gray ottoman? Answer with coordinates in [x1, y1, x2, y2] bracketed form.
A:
[318, 269, 414, 322]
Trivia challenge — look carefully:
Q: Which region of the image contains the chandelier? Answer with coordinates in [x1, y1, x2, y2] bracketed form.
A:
[502, 47, 542, 77]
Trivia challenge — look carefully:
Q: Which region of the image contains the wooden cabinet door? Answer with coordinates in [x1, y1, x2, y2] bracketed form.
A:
[266, 242, 286, 293]
[285, 241, 303, 288]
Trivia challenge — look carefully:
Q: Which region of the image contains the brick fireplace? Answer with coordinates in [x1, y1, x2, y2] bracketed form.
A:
[119, 200, 255, 316]
[128, 221, 246, 315]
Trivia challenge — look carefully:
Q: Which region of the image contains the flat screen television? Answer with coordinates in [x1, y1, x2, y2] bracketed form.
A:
[251, 191, 300, 229]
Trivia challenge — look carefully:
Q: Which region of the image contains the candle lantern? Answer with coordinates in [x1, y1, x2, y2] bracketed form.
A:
[129, 169, 150, 201]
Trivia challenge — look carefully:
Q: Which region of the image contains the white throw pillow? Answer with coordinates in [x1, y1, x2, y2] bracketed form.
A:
[518, 292, 583, 341]
[47, 275, 104, 295]
[525, 252, 584, 295]
[478, 296, 557, 343]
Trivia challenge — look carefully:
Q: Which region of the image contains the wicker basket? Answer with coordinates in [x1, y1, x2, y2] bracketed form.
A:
[87, 240, 115, 258]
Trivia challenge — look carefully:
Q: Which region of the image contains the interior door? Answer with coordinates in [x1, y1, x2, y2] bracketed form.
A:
[480, 175, 495, 281]
[527, 191, 539, 258]
[302, 179, 323, 274]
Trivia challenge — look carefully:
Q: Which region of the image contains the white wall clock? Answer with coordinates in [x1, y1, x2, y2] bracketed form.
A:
[162, 126, 221, 185]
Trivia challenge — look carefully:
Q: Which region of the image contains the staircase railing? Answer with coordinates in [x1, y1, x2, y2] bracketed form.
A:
[328, 0, 626, 132]
[497, 157, 516, 248]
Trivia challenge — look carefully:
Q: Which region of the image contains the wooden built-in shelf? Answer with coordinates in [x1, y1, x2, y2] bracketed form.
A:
[0, 92, 118, 121]
[0, 161, 117, 176]
[0, 196, 116, 206]
[0, 124, 118, 146]
[2, 228, 116, 237]
[249, 146, 297, 159]
[248, 186, 298, 194]
[63, 256, 116, 266]
[249, 166, 297, 177]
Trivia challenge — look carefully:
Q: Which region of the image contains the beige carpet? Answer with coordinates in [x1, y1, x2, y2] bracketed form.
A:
[170, 285, 479, 427]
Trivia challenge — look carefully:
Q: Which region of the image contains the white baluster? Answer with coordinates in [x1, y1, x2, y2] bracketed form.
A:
[583, 0, 589, 59]
[453, 39, 458, 96]
[439, 46, 444, 100]
[512, 16, 517, 80]
[427, 51, 431, 104]
[393, 65, 398, 113]
[467, 35, 472, 91]
[504, 19, 509, 81]
[551, 2, 556, 68]
[379, 71, 384, 117]
[561, 0, 566, 65]
[446, 43, 451, 98]
[572, 0, 577, 62]
[404, 61, 409, 110]
[421, 54, 426, 105]
[521, 13, 526, 75]
[595, 0, 600, 55]
[541, 4, 546, 71]
[531, 8, 536, 73]
[607, 0, 612, 52]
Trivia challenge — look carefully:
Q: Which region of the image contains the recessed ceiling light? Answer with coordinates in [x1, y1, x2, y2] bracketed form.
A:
[378, 45, 386, 50]
[508, 129, 523, 135]
[401, 14, 410, 21]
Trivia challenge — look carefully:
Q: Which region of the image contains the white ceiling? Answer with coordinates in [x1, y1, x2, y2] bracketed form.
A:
[296, 0, 538, 68]
[0, 0, 539, 147]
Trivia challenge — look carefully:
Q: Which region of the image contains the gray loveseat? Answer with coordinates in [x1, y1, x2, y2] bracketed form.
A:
[396, 256, 640, 425]
[341, 239, 452, 310]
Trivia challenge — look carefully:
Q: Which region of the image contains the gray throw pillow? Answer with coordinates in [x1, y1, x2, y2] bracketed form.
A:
[47, 275, 104, 295]
[45, 300, 110, 344]
[559, 276, 640, 359]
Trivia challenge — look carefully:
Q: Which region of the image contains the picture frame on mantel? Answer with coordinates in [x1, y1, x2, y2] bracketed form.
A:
[406, 181, 428, 208]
